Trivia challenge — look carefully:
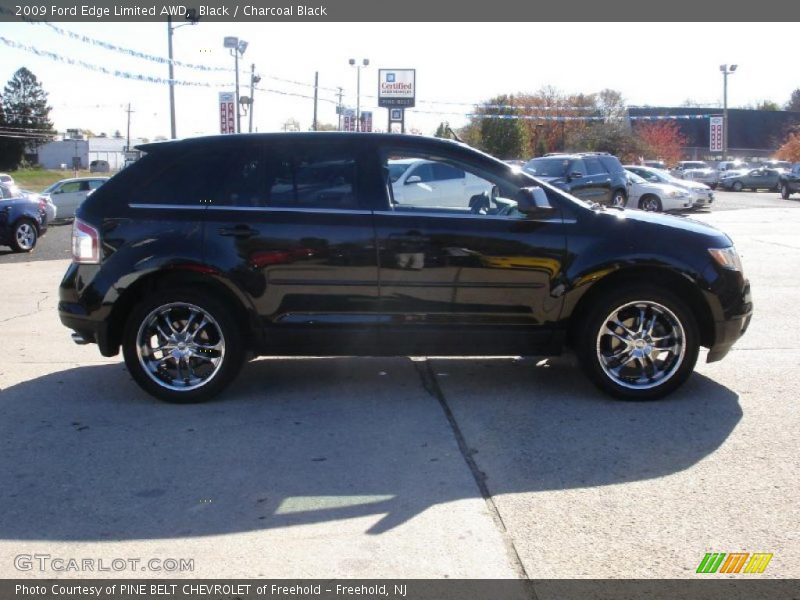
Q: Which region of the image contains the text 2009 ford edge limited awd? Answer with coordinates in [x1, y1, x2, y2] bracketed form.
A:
[59, 133, 752, 402]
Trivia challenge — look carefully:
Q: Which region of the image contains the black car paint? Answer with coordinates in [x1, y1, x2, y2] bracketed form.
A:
[59, 133, 751, 366]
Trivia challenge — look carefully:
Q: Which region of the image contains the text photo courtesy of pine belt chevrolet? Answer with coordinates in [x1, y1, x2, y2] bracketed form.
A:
[59, 133, 752, 403]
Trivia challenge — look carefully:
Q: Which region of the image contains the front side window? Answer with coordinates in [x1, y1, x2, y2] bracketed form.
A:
[59, 182, 82, 194]
[383, 149, 520, 216]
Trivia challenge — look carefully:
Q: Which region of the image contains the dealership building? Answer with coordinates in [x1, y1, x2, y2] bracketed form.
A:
[628, 107, 800, 160]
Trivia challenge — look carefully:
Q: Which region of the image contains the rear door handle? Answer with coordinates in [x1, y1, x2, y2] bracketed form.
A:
[218, 225, 258, 238]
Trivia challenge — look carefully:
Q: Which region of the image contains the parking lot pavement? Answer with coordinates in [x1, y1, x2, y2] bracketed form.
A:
[0, 205, 797, 579]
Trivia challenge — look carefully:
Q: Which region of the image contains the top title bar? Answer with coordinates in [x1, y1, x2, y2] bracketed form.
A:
[2, 0, 800, 21]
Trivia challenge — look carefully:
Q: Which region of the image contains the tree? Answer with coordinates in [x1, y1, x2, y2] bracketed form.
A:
[0, 67, 54, 170]
[755, 100, 780, 111]
[469, 95, 529, 159]
[775, 133, 800, 162]
[634, 121, 687, 166]
[786, 89, 800, 113]
[315, 122, 338, 131]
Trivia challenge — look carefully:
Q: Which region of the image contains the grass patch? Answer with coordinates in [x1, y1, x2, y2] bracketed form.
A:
[6, 168, 96, 192]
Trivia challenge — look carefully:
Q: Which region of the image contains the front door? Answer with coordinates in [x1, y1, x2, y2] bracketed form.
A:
[371, 144, 567, 356]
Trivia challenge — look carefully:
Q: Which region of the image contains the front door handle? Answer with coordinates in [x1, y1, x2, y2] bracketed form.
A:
[219, 225, 258, 238]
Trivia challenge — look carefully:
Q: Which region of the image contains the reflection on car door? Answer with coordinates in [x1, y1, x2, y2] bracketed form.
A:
[372, 145, 567, 355]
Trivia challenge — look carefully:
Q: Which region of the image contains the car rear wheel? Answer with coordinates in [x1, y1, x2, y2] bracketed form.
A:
[575, 286, 699, 400]
[732, 181, 743, 192]
[638, 195, 662, 212]
[122, 289, 245, 403]
[611, 189, 627, 208]
[10, 219, 37, 253]
[781, 183, 791, 200]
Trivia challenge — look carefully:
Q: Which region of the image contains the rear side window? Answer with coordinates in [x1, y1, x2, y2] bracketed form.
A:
[584, 157, 607, 175]
[135, 152, 222, 206]
[261, 144, 358, 210]
[599, 156, 625, 174]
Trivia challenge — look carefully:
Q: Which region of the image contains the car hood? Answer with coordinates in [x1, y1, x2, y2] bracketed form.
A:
[592, 205, 731, 246]
[674, 180, 709, 190]
[632, 181, 687, 196]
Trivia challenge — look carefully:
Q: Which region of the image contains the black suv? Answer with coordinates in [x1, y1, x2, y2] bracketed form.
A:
[523, 152, 629, 207]
[59, 133, 751, 402]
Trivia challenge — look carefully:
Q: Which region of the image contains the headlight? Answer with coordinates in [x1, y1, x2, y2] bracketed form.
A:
[708, 246, 743, 271]
[668, 190, 689, 198]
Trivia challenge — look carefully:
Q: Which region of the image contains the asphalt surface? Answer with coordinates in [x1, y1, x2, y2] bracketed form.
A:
[0, 198, 798, 579]
[1, 190, 799, 264]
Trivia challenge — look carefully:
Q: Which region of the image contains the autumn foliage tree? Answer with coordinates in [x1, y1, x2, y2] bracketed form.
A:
[633, 121, 686, 166]
[775, 133, 800, 162]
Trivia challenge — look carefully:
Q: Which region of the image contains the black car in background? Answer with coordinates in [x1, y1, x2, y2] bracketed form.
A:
[59, 133, 751, 403]
[523, 152, 630, 207]
[0, 183, 47, 252]
[779, 164, 800, 199]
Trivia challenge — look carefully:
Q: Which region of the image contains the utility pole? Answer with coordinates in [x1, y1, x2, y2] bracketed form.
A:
[125, 103, 134, 152]
[248, 64, 260, 133]
[336, 87, 344, 131]
[312, 72, 319, 131]
[167, 16, 176, 140]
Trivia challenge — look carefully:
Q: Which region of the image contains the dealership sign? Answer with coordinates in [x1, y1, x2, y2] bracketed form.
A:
[709, 116, 723, 152]
[219, 92, 236, 134]
[378, 69, 416, 108]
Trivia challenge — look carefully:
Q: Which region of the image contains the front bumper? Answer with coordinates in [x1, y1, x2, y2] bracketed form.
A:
[706, 279, 753, 363]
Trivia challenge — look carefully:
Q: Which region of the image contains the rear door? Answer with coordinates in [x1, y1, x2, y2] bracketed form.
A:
[582, 157, 612, 204]
[204, 138, 380, 355]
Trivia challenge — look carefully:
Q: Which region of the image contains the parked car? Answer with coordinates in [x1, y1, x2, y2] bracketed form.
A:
[0, 183, 48, 252]
[623, 170, 693, 212]
[716, 160, 749, 173]
[18, 188, 57, 222]
[40, 177, 109, 219]
[89, 160, 110, 173]
[673, 161, 719, 189]
[761, 160, 791, 170]
[0, 173, 14, 185]
[778, 163, 800, 199]
[388, 158, 493, 209]
[643, 160, 667, 170]
[523, 152, 629, 207]
[718, 167, 782, 192]
[59, 133, 752, 403]
[625, 165, 714, 209]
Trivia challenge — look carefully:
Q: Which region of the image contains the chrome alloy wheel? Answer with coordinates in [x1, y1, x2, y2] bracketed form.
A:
[15, 222, 36, 250]
[135, 302, 225, 392]
[596, 300, 686, 390]
[641, 196, 660, 212]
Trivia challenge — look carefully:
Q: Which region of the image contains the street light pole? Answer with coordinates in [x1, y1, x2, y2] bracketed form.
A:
[166, 10, 199, 140]
[349, 58, 369, 132]
[720, 63, 738, 160]
[248, 64, 260, 134]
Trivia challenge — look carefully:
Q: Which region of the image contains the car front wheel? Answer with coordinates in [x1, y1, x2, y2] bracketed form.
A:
[10, 219, 37, 253]
[732, 181, 743, 192]
[638, 195, 662, 212]
[611, 189, 627, 208]
[576, 286, 699, 400]
[781, 184, 791, 200]
[122, 289, 245, 403]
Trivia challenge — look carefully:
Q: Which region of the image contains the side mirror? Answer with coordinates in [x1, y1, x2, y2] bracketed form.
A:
[405, 175, 422, 185]
[517, 186, 552, 213]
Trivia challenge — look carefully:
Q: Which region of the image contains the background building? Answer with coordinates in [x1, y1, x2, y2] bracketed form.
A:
[37, 132, 148, 170]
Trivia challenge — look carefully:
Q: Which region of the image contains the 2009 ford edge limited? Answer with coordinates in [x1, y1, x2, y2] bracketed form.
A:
[59, 133, 752, 402]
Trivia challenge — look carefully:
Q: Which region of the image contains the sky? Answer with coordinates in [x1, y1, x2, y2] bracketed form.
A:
[0, 21, 796, 139]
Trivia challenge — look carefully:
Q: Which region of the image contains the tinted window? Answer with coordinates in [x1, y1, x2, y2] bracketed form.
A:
[88, 179, 105, 190]
[598, 156, 624, 174]
[584, 157, 607, 175]
[261, 145, 358, 210]
[524, 158, 569, 177]
[136, 151, 221, 206]
[432, 163, 465, 181]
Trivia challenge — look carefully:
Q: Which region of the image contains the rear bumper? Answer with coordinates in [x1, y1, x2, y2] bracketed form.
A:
[58, 301, 117, 357]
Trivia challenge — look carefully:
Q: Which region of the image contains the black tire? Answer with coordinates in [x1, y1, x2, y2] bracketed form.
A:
[638, 195, 662, 212]
[574, 285, 699, 401]
[122, 288, 245, 403]
[781, 183, 791, 200]
[610, 189, 627, 208]
[10, 219, 37, 253]
[732, 181, 743, 192]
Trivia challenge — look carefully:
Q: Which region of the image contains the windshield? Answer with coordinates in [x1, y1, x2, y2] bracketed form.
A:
[626, 171, 647, 184]
[523, 158, 569, 177]
[387, 162, 410, 183]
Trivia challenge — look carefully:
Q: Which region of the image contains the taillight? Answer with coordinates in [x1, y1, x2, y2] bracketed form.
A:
[72, 218, 100, 264]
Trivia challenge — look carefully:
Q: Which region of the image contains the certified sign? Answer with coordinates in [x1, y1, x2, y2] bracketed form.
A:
[709, 116, 723, 152]
[378, 69, 415, 108]
[219, 92, 236, 134]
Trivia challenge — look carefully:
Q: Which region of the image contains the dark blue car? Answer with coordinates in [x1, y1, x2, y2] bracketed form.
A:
[0, 183, 47, 253]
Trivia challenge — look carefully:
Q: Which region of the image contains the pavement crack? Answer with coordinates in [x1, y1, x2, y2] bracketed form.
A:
[0, 295, 49, 324]
[414, 358, 536, 591]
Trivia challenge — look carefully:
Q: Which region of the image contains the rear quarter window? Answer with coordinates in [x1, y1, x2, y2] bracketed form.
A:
[599, 156, 625, 174]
